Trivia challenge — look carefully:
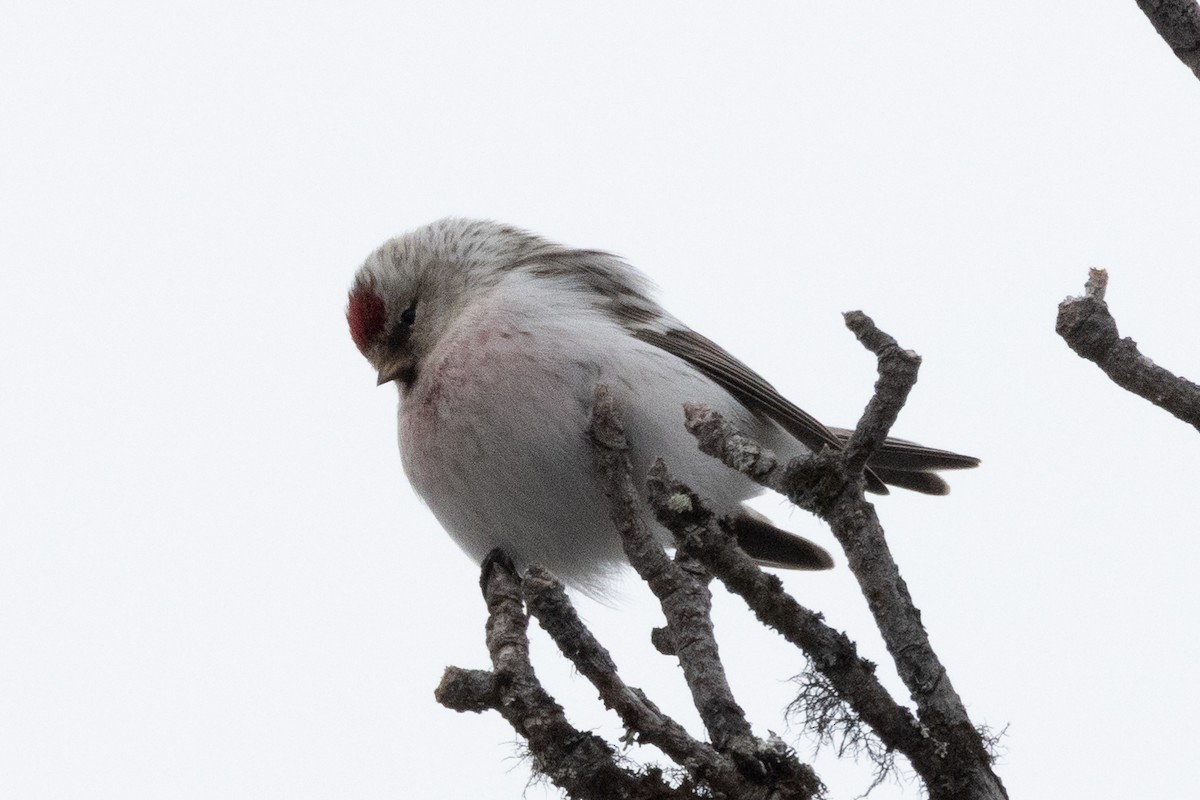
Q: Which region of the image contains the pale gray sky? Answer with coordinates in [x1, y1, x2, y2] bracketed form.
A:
[3, 3, 1199, 798]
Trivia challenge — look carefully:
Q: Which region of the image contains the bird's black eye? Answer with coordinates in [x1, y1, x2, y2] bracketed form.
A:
[386, 301, 417, 348]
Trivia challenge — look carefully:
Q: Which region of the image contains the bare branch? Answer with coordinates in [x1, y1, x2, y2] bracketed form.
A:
[644, 459, 936, 775]
[521, 565, 751, 796]
[1135, 0, 1200, 80]
[1056, 268, 1200, 432]
[590, 385, 823, 799]
[434, 667, 498, 713]
[590, 387, 755, 756]
[435, 552, 690, 800]
[839, 311, 923, 477]
[682, 311, 1007, 800]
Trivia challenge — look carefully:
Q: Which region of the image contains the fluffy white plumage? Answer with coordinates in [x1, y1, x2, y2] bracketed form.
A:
[347, 218, 975, 597]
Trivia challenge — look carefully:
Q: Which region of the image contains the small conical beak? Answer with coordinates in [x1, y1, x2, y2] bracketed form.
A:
[376, 353, 416, 386]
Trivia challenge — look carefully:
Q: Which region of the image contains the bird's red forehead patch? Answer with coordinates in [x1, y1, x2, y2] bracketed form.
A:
[347, 286, 387, 353]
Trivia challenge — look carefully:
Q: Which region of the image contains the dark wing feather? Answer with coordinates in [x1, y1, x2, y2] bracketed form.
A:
[633, 326, 888, 493]
[866, 467, 950, 495]
[633, 326, 978, 495]
[730, 508, 834, 570]
[827, 428, 980, 472]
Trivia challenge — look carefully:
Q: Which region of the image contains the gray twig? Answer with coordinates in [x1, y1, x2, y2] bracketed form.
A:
[435, 554, 689, 800]
[1056, 268, 1200, 432]
[644, 457, 936, 776]
[521, 565, 750, 797]
[682, 311, 1007, 800]
[1135, 0, 1200, 80]
[590, 385, 822, 800]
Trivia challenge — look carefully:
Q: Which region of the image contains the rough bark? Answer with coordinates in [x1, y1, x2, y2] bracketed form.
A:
[436, 552, 691, 800]
[678, 312, 1007, 800]
[1056, 268, 1200, 432]
[1136, 0, 1200, 80]
[590, 386, 823, 799]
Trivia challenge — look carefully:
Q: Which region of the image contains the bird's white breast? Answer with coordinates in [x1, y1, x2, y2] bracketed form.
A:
[397, 275, 776, 596]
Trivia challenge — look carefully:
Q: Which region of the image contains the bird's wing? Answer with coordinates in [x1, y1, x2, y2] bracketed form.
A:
[630, 324, 890, 493]
[631, 324, 979, 495]
[631, 326, 846, 453]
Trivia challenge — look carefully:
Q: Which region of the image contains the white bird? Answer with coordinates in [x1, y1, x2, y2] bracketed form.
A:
[348, 218, 977, 597]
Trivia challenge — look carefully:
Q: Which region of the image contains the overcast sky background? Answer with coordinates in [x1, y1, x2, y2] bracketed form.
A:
[3, 3, 1199, 798]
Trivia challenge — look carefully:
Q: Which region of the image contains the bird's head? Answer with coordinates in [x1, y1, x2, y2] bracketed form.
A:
[347, 218, 544, 387]
[348, 217, 659, 387]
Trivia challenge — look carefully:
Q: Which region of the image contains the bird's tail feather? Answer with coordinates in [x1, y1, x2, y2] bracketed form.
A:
[730, 508, 834, 570]
[825, 427, 980, 496]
